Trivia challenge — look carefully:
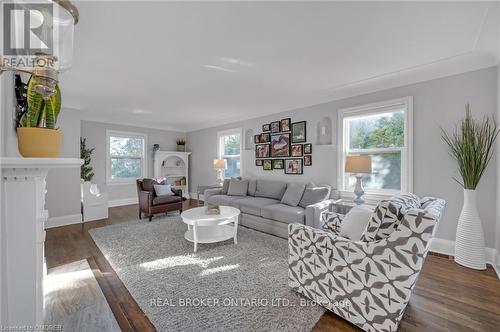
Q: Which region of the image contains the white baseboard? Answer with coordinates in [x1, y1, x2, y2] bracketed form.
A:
[430, 238, 500, 278]
[108, 197, 138, 207]
[45, 214, 82, 229]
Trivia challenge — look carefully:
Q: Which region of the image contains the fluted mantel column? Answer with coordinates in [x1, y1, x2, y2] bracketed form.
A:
[0, 158, 82, 326]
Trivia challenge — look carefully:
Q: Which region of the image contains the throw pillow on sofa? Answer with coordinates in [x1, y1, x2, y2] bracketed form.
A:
[360, 200, 405, 242]
[227, 178, 249, 196]
[299, 185, 330, 208]
[255, 180, 287, 200]
[154, 184, 174, 196]
[340, 205, 373, 240]
[221, 176, 242, 194]
[281, 183, 306, 207]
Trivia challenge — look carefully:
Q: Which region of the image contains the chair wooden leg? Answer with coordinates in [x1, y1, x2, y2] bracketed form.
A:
[149, 216, 152, 221]
[139, 211, 142, 219]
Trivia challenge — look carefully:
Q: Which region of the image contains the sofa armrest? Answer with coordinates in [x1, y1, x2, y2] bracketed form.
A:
[304, 199, 334, 228]
[138, 190, 152, 212]
[171, 187, 183, 197]
[203, 188, 223, 205]
[322, 212, 345, 235]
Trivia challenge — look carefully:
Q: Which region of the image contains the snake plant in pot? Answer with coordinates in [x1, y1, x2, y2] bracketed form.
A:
[15, 74, 62, 157]
[441, 103, 499, 270]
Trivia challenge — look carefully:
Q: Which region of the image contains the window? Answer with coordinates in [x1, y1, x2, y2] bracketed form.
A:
[106, 130, 147, 183]
[218, 129, 242, 178]
[338, 97, 413, 196]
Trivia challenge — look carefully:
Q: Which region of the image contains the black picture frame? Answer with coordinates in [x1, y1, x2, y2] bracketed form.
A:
[304, 143, 312, 154]
[255, 159, 263, 166]
[280, 118, 291, 132]
[254, 134, 261, 144]
[263, 159, 273, 171]
[284, 159, 303, 175]
[255, 144, 270, 158]
[270, 133, 290, 157]
[260, 132, 270, 143]
[291, 144, 303, 157]
[262, 124, 270, 132]
[291, 121, 307, 143]
[270, 121, 281, 134]
[304, 155, 312, 166]
[272, 159, 284, 169]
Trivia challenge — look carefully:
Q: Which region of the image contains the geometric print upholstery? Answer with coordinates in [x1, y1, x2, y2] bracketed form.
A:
[360, 193, 421, 242]
[360, 200, 404, 242]
[322, 213, 344, 235]
[288, 196, 446, 332]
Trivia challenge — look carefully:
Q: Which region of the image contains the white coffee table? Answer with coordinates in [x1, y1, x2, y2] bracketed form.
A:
[181, 206, 240, 252]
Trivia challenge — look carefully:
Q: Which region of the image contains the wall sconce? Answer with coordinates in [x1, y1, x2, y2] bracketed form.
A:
[0, 0, 79, 99]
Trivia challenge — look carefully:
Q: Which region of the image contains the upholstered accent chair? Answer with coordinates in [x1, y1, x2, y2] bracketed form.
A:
[288, 194, 445, 332]
[136, 178, 183, 221]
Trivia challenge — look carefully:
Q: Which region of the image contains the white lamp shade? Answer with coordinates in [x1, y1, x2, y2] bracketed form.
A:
[213, 159, 226, 170]
[345, 155, 372, 174]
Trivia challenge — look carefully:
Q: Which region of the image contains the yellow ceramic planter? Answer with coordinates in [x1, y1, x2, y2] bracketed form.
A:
[17, 127, 62, 157]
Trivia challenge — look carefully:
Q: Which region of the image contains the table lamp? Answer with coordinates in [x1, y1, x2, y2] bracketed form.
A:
[213, 159, 226, 186]
[345, 155, 372, 204]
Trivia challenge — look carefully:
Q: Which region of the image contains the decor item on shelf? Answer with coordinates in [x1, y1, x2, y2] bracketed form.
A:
[345, 155, 372, 204]
[271, 133, 290, 157]
[441, 103, 499, 270]
[262, 124, 270, 132]
[153, 143, 160, 152]
[255, 159, 263, 166]
[285, 159, 303, 174]
[213, 159, 226, 186]
[80, 137, 95, 181]
[176, 160, 182, 166]
[176, 138, 186, 152]
[291, 144, 303, 157]
[281, 118, 291, 132]
[263, 160, 272, 170]
[272, 159, 284, 169]
[304, 143, 312, 154]
[304, 155, 312, 166]
[291, 121, 307, 143]
[16, 73, 63, 157]
[270, 121, 280, 133]
[255, 144, 270, 158]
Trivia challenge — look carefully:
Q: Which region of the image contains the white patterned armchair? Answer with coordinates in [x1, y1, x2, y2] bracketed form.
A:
[288, 194, 445, 332]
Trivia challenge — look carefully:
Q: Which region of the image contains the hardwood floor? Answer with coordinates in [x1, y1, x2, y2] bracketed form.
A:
[45, 201, 500, 332]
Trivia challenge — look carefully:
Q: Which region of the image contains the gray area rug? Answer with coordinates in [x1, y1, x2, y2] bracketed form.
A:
[89, 215, 324, 331]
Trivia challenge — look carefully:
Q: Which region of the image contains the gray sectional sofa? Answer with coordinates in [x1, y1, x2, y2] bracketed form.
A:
[204, 178, 332, 238]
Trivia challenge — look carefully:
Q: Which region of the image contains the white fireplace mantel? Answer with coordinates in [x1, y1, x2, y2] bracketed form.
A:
[0, 157, 82, 326]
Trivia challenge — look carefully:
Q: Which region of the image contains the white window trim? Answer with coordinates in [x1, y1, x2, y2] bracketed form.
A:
[106, 130, 148, 185]
[217, 128, 243, 178]
[337, 97, 413, 199]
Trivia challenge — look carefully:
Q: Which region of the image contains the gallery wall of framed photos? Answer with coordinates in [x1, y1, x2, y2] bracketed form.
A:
[254, 118, 312, 175]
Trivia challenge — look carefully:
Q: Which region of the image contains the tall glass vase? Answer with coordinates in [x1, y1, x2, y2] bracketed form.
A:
[454, 189, 486, 270]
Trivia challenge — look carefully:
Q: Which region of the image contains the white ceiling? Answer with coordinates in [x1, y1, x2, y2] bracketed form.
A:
[61, 1, 500, 132]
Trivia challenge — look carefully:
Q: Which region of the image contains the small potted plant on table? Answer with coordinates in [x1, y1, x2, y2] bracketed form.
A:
[176, 138, 186, 152]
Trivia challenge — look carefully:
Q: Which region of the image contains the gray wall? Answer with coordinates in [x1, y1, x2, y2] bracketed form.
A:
[45, 109, 81, 219]
[497, 64, 500, 270]
[80, 120, 185, 202]
[187, 67, 498, 248]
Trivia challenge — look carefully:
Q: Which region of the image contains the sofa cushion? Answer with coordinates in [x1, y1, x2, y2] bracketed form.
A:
[299, 186, 330, 208]
[255, 180, 287, 200]
[235, 197, 279, 216]
[153, 184, 174, 196]
[221, 179, 230, 194]
[206, 194, 242, 208]
[390, 192, 421, 210]
[142, 178, 166, 196]
[152, 195, 182, 206]
[361, 200, 405, 242]
[227, 179, 248, 196]
[261, 204, 305, 224]
[281, 183, 306, 207]
[247, 179, 257, 196]
[340, 205, 373, 240]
